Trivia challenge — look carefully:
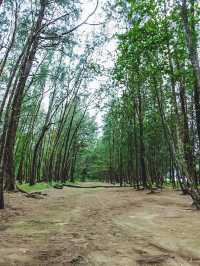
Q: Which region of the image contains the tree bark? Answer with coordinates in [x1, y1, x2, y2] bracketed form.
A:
[2, 0, 47, 191]
[181, 0, 200, 146]
[138, 86, 147, 188]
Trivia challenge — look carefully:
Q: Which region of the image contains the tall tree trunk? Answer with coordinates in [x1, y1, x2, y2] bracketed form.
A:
[178, 71, 197, 186]
[2, 0, 47, 191]
[0, 160, 4, 209]
[181, 0, 200, 146]
[138, 86, 147, 188]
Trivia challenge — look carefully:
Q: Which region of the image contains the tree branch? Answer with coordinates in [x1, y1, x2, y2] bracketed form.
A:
[40, 0, 99, 40]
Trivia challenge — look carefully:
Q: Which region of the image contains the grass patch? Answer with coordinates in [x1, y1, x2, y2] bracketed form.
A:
[18, 182, 52, 192]
[17, 180, 80, 193]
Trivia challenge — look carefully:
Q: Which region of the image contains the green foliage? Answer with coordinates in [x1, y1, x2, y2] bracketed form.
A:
[18, 182, 53, 192]
[97, 0, 200, 188]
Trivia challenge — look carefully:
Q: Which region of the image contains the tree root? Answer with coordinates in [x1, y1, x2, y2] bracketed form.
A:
[62, 184, 120, 189]
[146, 190, 160, 195]
[188, 189, 200, 210]
[136, 254, 169, 265]
[53, 184, 63, 189]
[16, 185, 47, 199]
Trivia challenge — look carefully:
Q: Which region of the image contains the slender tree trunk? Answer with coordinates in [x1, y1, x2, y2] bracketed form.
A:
[2, 1, 47, 191]
[178, 71, 197, 186]
[181, 0, 200, 146]
[0, 2, 18, 77]
[138, 86, 147, 188]
[0, 160, 4, 209]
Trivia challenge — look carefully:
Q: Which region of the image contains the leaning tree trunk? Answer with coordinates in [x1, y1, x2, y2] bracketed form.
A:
[30, 124, 50, 185]
[2, 0, 47, 191]
[178, 68, 197, 186]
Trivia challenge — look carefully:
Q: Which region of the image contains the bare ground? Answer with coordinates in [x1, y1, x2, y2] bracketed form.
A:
[0, 183, 200, 266]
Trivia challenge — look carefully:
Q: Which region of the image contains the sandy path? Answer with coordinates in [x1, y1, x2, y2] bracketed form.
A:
[0, 184, 200, 265]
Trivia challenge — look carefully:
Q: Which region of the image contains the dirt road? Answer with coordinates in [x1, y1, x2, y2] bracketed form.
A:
[0, 183, 200, 266]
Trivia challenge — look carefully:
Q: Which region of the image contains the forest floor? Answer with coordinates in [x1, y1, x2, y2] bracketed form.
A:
[0, 183, 200, 266]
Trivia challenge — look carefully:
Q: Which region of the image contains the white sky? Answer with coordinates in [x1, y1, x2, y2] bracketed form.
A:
[78, 0, 118, 129]
[42, 0, 119, 133]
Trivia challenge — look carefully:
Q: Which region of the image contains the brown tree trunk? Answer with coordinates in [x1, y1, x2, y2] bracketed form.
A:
[181, 0, 200, 146]
[0, 160, 4, 209]
[0, 1, 18, 77]
[2, 1, 47, 191]
[178, 72, 197, 186]
[138, 86, 147, 188]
